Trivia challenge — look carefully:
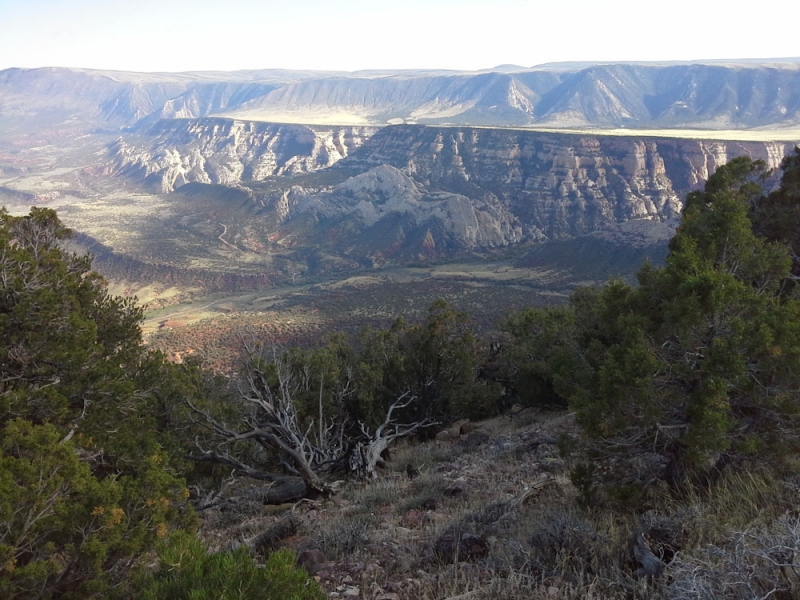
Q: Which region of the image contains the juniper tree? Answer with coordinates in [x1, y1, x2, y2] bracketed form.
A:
[503, 156, 800, 500]
[0, 208, 197, 598]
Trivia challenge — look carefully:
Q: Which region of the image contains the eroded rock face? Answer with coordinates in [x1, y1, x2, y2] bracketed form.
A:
[4, 63, 800, 134]
[110, 119, 377, 192]
[348, 126, 795, 239]
[331, 165, 523, 247]
[219, 64, 800, 129]
[107, 122, 797, 261]
[256, 164, 524, 252]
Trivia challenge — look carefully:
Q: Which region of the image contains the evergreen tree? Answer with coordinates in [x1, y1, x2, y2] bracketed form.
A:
[0, 208, 196, 598]
[503, 156, 800, 501]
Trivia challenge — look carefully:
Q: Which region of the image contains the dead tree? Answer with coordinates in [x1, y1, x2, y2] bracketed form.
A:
[632, 531, 666, 578]
[187, 343, 344, 500]
[348, 392, 437, 479]
[188, 345, 436, 502]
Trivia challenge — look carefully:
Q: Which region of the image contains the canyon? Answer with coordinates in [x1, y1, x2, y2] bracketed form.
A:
[106, 121, 793, 260]
[1, 61, 799, 351]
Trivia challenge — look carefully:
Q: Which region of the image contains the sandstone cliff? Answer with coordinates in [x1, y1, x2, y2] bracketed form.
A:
[107, 122, 797, 260]
[110, 119, 377, 192]
[260, 164, 524, 256]
[143, 125, 793, 267]
[340, 126, 794, 239]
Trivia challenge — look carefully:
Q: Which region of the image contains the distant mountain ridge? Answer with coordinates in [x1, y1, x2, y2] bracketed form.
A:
[2, 60, 800, 134]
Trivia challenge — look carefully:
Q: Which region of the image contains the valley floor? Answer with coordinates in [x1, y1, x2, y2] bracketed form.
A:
[142, 260, 574, 373]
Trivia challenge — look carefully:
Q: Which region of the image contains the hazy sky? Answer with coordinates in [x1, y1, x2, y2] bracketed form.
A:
[0, 0, 797, 73]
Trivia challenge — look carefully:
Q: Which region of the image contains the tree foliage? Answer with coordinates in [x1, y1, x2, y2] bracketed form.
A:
[283, 299, 495, 430]
[0, 208, 197, 598]
[503, 152, 800, 502]
[352, 299, 499, 426]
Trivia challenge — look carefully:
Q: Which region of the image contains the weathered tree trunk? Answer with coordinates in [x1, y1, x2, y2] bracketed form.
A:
[348, 392, 437, 479]
[633, 532, 665, 577]
[186, 449, 326, 503]
[224, 515, 300, 553]
[348, 437, 390, 479]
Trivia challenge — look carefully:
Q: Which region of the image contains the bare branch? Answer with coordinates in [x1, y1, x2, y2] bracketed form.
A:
[187, 442, 282, 482]
[349, 392, 439, 479]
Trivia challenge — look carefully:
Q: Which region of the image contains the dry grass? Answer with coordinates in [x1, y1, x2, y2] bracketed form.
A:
[193, 412, 800, 599]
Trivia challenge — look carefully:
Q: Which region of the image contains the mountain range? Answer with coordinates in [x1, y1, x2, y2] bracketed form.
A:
[2, 59, 800, 134]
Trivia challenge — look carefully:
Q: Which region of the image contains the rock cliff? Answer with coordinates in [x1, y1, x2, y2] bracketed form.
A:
[142, 125, 793, 266]
[107, 122, 797, 261]
[339, 126, 794, 239]
[261, 164, 524, 256]
[110, 119, 377, 192]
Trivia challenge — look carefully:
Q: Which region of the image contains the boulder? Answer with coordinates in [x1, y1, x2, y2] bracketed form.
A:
[297, 549, 326, 574]
[444, 477, 470, 498]
[435, 429, 458, 443]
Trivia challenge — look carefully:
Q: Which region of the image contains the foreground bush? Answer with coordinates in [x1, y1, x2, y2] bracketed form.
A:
[136, 532, 324, 600]
[0, 208, 199, 597]
[503, 152, 800, 502]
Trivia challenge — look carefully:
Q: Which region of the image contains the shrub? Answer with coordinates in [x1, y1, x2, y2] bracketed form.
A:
[136, 531, 324, 600]
[312, 514, 375, 560]
[0, 420, 194, 599]
[0, 208, 198, 597]
[667, 514, 800, 599]
[525, 509, 611, 579]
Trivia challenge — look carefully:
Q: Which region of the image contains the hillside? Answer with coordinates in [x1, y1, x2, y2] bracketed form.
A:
[2, 60, 800, 137]
[197, 407, 800, 600]
[4, 56, 800, 599]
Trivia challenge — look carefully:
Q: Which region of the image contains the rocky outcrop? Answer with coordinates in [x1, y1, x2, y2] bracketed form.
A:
[264, 164, 523, 252]
[109, 119, 377, 192]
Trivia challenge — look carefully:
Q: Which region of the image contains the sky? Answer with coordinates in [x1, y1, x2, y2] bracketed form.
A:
[0, 0, 797, 73]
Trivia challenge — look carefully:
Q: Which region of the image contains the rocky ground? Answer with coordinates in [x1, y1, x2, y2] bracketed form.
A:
[194, 411, 657, 599]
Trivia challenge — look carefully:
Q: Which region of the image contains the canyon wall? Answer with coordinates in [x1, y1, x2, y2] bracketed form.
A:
[3, 63, 800, 136]
[343, 126, 794, 239]
[113, 121, 796, 253]
[110, 119, 378, 192]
